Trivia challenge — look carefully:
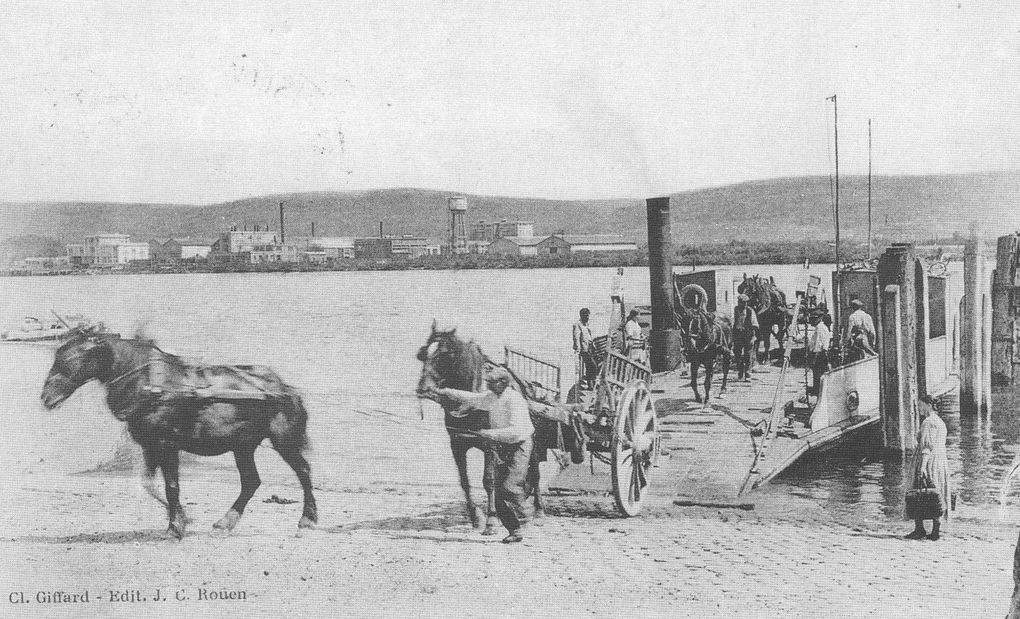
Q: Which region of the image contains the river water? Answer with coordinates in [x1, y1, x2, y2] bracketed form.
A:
[3, 263, 1019, 525]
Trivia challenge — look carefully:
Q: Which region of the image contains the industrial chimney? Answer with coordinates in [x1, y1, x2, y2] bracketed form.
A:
[279, 202, 285, 244]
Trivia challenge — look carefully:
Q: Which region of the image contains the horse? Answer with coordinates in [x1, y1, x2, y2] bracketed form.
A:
[680, 307, 733, 403]
[737, 274, 790, 364]
[415, 322, 547, 535]
[40, 328, 317, 539]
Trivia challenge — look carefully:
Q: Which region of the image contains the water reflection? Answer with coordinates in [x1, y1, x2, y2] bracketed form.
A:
[774, 387, 1020, 523]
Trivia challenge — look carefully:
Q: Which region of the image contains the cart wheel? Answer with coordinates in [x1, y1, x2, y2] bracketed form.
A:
[611, 380, 658, 516]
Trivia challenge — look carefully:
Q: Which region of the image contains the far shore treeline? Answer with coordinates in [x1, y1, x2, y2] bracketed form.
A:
[3, 238, 966, 277]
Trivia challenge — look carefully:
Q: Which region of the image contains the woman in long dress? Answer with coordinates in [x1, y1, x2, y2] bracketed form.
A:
[904, 395, 952, 541]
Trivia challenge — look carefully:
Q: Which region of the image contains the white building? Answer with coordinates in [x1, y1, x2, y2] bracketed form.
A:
[223, 230, 279, 253]
[304, 237, 355, 260]
[80, 234, 149, 265]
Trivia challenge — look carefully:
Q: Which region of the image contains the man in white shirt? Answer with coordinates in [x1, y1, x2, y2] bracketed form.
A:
[844, 298, 877, 357]
[610, 268, 624, 304]
[623, 309, 647, 363]
[436, 366, 534, 543]
[573, 308, 597, 389]
[807, 313, 832, 397]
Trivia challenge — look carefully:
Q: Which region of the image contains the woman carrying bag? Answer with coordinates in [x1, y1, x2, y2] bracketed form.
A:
[904, 395, 952, 541]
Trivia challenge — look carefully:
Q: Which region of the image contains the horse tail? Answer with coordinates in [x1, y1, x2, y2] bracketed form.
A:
[271, 384, 311, 453]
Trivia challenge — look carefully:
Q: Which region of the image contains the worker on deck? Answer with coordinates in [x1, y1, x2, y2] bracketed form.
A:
[610, 268, 625, 304]
[624, 309, 647, 363]
[844, 298, 877, 358]
[733, 293, 759, 382]
[435, 366, 534, 544]
[573, 308, 597, 390]
[807, 312, 832, 399]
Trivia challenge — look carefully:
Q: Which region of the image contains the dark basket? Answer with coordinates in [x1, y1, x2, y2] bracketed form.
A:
[905, 487, 945, 520]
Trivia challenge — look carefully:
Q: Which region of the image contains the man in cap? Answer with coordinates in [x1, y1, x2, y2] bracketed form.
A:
[844, 298, 877, 357]
[573, 308, 597, 390]
[732, 293, 759, 382]
[435, 365, 535, 543]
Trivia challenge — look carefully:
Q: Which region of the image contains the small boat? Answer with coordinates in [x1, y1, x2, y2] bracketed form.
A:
[1, 314, 110, 343]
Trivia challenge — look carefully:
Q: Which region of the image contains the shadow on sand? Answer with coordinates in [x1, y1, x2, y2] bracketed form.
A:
[15, 529, 173, 545]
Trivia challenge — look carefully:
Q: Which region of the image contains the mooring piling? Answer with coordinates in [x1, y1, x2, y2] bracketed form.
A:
[992, 233, 1020, 387]
[877, 244, 920, 451]
[960, 238, 989, 415]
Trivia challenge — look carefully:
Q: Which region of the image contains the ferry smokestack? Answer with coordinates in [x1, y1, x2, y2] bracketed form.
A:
[311, 221, 315, 238]
[279, 202, 285, 244]
[646, 196, 675, 372]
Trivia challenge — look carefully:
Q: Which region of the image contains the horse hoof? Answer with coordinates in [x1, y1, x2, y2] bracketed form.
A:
[533, 508, 545, 520]
[213, 509, 241, 531]
[481, 526, 498, 536]
[298, 516, 316, 530]
[166, 524, 185, 540]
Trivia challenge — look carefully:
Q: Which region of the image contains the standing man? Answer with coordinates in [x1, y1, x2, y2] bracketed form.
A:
[624, 308, 646, 363]
[844, 298, 877, 357]
[573, 308, 597, 390]
[610, 268, 625, 304]
[732, 294, 758, 382]
[807, 312, 832, 398]
[436, 366, 534, 544]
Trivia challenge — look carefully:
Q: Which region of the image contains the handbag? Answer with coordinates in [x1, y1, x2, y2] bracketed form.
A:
[905, 478, 945, 520]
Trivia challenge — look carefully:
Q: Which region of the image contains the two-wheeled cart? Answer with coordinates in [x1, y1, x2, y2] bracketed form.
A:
[504, 345, 659, 516]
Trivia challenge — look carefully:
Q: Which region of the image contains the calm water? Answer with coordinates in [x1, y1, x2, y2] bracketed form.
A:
[4, 263, 1017, 523]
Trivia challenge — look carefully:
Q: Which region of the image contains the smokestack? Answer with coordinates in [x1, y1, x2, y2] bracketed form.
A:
[311, 222, 315, 238]
[279, 202, 285, 244]
[379, 221, 383, 238]
[646, 196, 675, 372]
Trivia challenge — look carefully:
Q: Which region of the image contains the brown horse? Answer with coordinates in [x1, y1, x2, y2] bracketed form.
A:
[40, 328, 317, 539]
[737, 274, 790, 364]
[680, 307, 733, 402]
[415, 322, 546, 535]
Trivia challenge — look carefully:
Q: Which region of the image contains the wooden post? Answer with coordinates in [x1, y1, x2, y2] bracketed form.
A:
[879, 284, 911, 451]
[877, 244, 919, 452]
[961, 239, 984, 415]
[983, 293, 993, 414]
[992, 234, 1019, 386]
[646, 196, 675, 373]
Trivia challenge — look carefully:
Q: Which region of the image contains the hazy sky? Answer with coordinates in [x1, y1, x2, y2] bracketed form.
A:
[2, 1, 1018, 203]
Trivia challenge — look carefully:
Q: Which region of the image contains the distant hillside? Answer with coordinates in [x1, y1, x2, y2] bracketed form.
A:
[2, 171, 1017, 259]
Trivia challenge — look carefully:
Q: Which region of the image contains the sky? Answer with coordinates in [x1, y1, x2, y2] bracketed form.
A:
[2, 1, 1018, 204]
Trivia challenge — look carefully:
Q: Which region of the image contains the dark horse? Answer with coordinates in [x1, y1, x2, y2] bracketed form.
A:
[416, 322, 545, 535]
[678, 306, 733, 403]
[40, 328, 317, 539]
[737, 274, 790, 364]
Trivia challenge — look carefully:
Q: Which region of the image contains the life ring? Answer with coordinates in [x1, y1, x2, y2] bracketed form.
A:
[679, 284, 709, 310]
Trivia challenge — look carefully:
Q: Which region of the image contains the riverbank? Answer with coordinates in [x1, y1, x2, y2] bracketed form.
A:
[4, 238, 946, 276]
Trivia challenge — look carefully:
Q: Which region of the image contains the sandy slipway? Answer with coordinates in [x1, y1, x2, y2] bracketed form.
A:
[0, 444, 1016, 618]
[1, 346, 1016, 617]
[0, 472, 1015, 618]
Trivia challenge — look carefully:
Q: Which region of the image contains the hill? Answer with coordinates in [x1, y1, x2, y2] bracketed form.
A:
[1, 171, 1017, 262]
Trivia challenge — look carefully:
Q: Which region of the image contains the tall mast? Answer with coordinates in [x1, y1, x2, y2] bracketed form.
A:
[827, 94, 840, 331]
[868, 118, 873, 260]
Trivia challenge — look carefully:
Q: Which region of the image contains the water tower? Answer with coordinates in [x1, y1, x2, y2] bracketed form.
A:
[448, 196, 468, 255]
